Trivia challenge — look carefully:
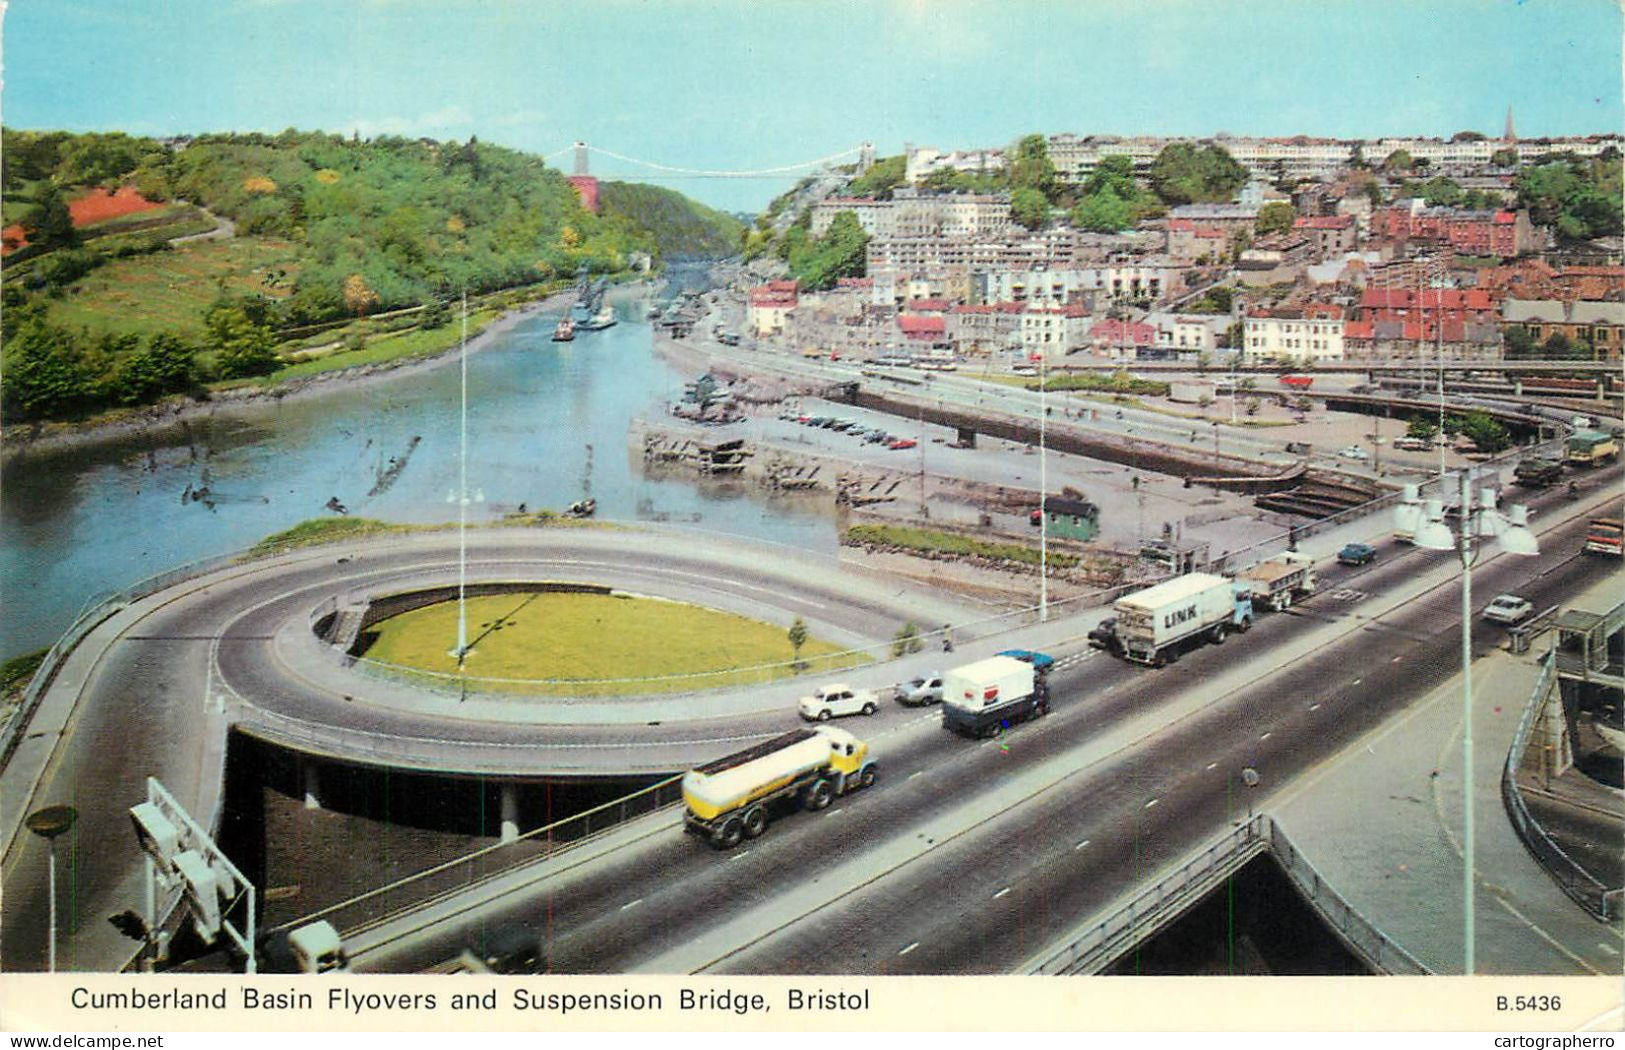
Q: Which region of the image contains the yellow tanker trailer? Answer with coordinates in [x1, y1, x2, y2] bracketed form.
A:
[681, 726, 875, 849]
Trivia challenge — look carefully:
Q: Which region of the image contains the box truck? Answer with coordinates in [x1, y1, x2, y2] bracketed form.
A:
[940, 654, 1050, 738]
[1105, 573, 1253, 666]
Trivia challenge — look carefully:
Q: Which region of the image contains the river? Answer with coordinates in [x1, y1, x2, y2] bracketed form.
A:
[0, 275, 836, 658]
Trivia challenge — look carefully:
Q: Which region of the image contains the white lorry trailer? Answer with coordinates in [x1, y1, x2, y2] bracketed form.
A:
[940, 655, 1050, 738]
[1234, 552, 1316, 612]
[681, 726, 875, 849]
[1105, 572, 1253, 666]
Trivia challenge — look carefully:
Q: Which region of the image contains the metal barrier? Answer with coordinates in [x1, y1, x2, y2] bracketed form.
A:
[1506, 605, 1562, 656]
[1029, 815, 1430, 975]
[266, 772, 687, 941]
[1501, 651, 1621, 923]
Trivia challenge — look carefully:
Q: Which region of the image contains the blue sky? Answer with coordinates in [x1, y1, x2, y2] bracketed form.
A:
[4, 0, 1621, 211]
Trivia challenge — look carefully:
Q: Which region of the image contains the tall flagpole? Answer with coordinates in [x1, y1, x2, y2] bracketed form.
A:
[456, 291, 469, 667]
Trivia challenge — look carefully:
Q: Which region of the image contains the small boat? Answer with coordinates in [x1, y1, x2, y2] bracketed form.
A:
[578, 305, 617, 331]
[552, 317, 576, 342]
[565, 497, 596, 518]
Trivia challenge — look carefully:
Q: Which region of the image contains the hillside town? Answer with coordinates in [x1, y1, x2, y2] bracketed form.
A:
[740, 128, 1624, 370]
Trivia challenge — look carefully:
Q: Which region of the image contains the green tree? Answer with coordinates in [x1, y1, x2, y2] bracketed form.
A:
[1148, 143, 1247, 205]
[787, 210, 869, 290]
[1009, 134, 1056, 200]
[1382, 149, 1415, 173]
[1419, 176, 1464, 207]
[107, 332, 197, 404]
[787, 616, 809, 670]
[1255, 202, 1297, 235]
[1459, 411, 1509, 454]
[21, 181, 79, 252]
[1504, 326, 1538, 359]
[891, 621, 923, 657]
[1406, 417, 1439, 443]
[0, 308, 94, 420]
[1010, 187, 1049, 230]
[207, 303, 278, 378]
[847, 155, 906, 198]
[1490, 147, 1519, 168]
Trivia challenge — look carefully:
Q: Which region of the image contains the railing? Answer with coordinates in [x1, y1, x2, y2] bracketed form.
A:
[1029, 815, 1430, 975]
[266, 773, 687, 943]
[1501, 651, 1621, 923]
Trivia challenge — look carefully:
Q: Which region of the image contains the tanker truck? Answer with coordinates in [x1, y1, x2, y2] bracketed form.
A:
[940, 654, 1051, 738]
[681, 726, 875, 850]
[1102, 572, 1253, 667]
[1234, 552, 1317, 612]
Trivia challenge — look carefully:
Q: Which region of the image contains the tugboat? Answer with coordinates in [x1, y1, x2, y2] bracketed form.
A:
[551, 316, 576, 342]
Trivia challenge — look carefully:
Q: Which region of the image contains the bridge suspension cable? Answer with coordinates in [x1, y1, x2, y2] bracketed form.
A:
[581, 143, 865, 179]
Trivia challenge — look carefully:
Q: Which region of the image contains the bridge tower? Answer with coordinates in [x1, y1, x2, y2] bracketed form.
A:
[567, 141, 600, 214]
[857, 141, 875, 174]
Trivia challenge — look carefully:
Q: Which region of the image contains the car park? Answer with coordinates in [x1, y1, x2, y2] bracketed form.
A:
[887, 438, 918, 450]
[1337, 542, 1377, 566]
[1337, 446, 1369, 460]
[896, 673, 945, 706]
[1483, 594, 1533, 625]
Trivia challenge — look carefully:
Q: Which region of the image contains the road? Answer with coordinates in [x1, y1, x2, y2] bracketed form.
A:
[351, 487, 1619, 975]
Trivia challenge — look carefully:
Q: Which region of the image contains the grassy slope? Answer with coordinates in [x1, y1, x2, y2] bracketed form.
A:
[361, 591, 864, 695]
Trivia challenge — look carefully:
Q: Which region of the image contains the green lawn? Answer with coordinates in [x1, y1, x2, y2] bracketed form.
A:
[360, 591, 866, 696]
[45, 237, 301, 340]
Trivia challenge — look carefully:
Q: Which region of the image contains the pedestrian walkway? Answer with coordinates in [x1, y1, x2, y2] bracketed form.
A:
[1272, 574, 1625, 976]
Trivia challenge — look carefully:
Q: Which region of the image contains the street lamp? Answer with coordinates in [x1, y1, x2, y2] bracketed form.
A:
[1039, 351, 1048, 622]
[1412, 470, 1538, 975]
[26, 804, 77, 973]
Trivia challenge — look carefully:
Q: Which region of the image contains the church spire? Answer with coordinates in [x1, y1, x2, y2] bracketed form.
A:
[1504, 105, 1516, 142]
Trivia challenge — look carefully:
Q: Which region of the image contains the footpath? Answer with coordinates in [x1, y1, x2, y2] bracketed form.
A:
[1272, 573, 1625, 976]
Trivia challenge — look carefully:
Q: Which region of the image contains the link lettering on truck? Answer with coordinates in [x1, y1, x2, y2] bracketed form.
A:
[1163, 603, 1197, 628]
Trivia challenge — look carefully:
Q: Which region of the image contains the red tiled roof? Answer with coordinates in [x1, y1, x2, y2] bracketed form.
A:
[1294, 215, 1354, 230]
[904, 298, 952, 312]
[898, 315, 946, 336]
[765, 280, 800, 293]
[1344, 320, 1374, 340]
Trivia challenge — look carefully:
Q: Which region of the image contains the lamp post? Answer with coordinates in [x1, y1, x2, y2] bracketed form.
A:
[1039, 351, 1048, 622]
[26, 805, 77, 972]
[1412, 469, 1538, 974]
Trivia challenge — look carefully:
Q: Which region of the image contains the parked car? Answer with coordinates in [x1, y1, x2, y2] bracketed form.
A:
[1483, 594, 1533, 625]
[1392, 436, 1431, 451]
[865, 430, 890, 444]
[1337, 542, 1377, 566]
[996, 649, 1056, 671]
[1337, 445, 1369, 461]
[798, 683, 880, 721]
[887, 438, 918, 450]
[896, 673, 945, 706]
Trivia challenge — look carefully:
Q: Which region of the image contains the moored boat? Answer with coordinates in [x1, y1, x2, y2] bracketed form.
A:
[552, 317, 576, 342]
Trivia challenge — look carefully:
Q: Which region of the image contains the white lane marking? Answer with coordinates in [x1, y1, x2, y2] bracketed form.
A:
[1259, 732, 1272, 742]
[1205, 762, 1218, 771]
[1144, 798, 1158, 809]
[827, 808, 845, 817]
[898, 942, 919, 956]
[620, 898, 643, 911]
[908, 770, 924, 780]
[992, 887, 1011, 899]
[1075, 840, 1090, 851]
[730, 850, 751, 861]
[1309, 704, 1321, 711]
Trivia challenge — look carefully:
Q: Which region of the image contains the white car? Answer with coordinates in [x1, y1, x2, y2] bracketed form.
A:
[799, 684, 880, 721]
[1337, 446, 1369, 460]
[1483, 594, 1533, 625]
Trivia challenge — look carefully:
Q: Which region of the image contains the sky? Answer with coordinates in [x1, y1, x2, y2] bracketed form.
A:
[2, 0, 1621, 212]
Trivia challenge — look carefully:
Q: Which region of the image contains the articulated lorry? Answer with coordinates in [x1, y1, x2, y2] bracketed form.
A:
[940, 654, 1051, 738]
[1584, 517, 1623, 557]
[681, 726, 875, 849]
[1234, 552, 1317, 612]
[1566, 430, 1620, 468]
[1100, 572, 1253, 667]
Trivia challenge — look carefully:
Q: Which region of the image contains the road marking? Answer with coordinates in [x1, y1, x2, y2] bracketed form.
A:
[908, 770, 924, 780]
[1308, 704, 1320, 711]
[1205, 762, 1218, 771]
[730, 849, 751, 861]
[898, 942, 919, 956]
[827, 808, 845, 817]
[992, 887, 1011, 899]
[1075, 840, 1090, 851]
[1391, 656, 1403, 663]
[1259, 732, 1272, 741]
[620, 898, 643, 911]
[1599, 942, 1619, 956]
[1144, 798, 1158, 809]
